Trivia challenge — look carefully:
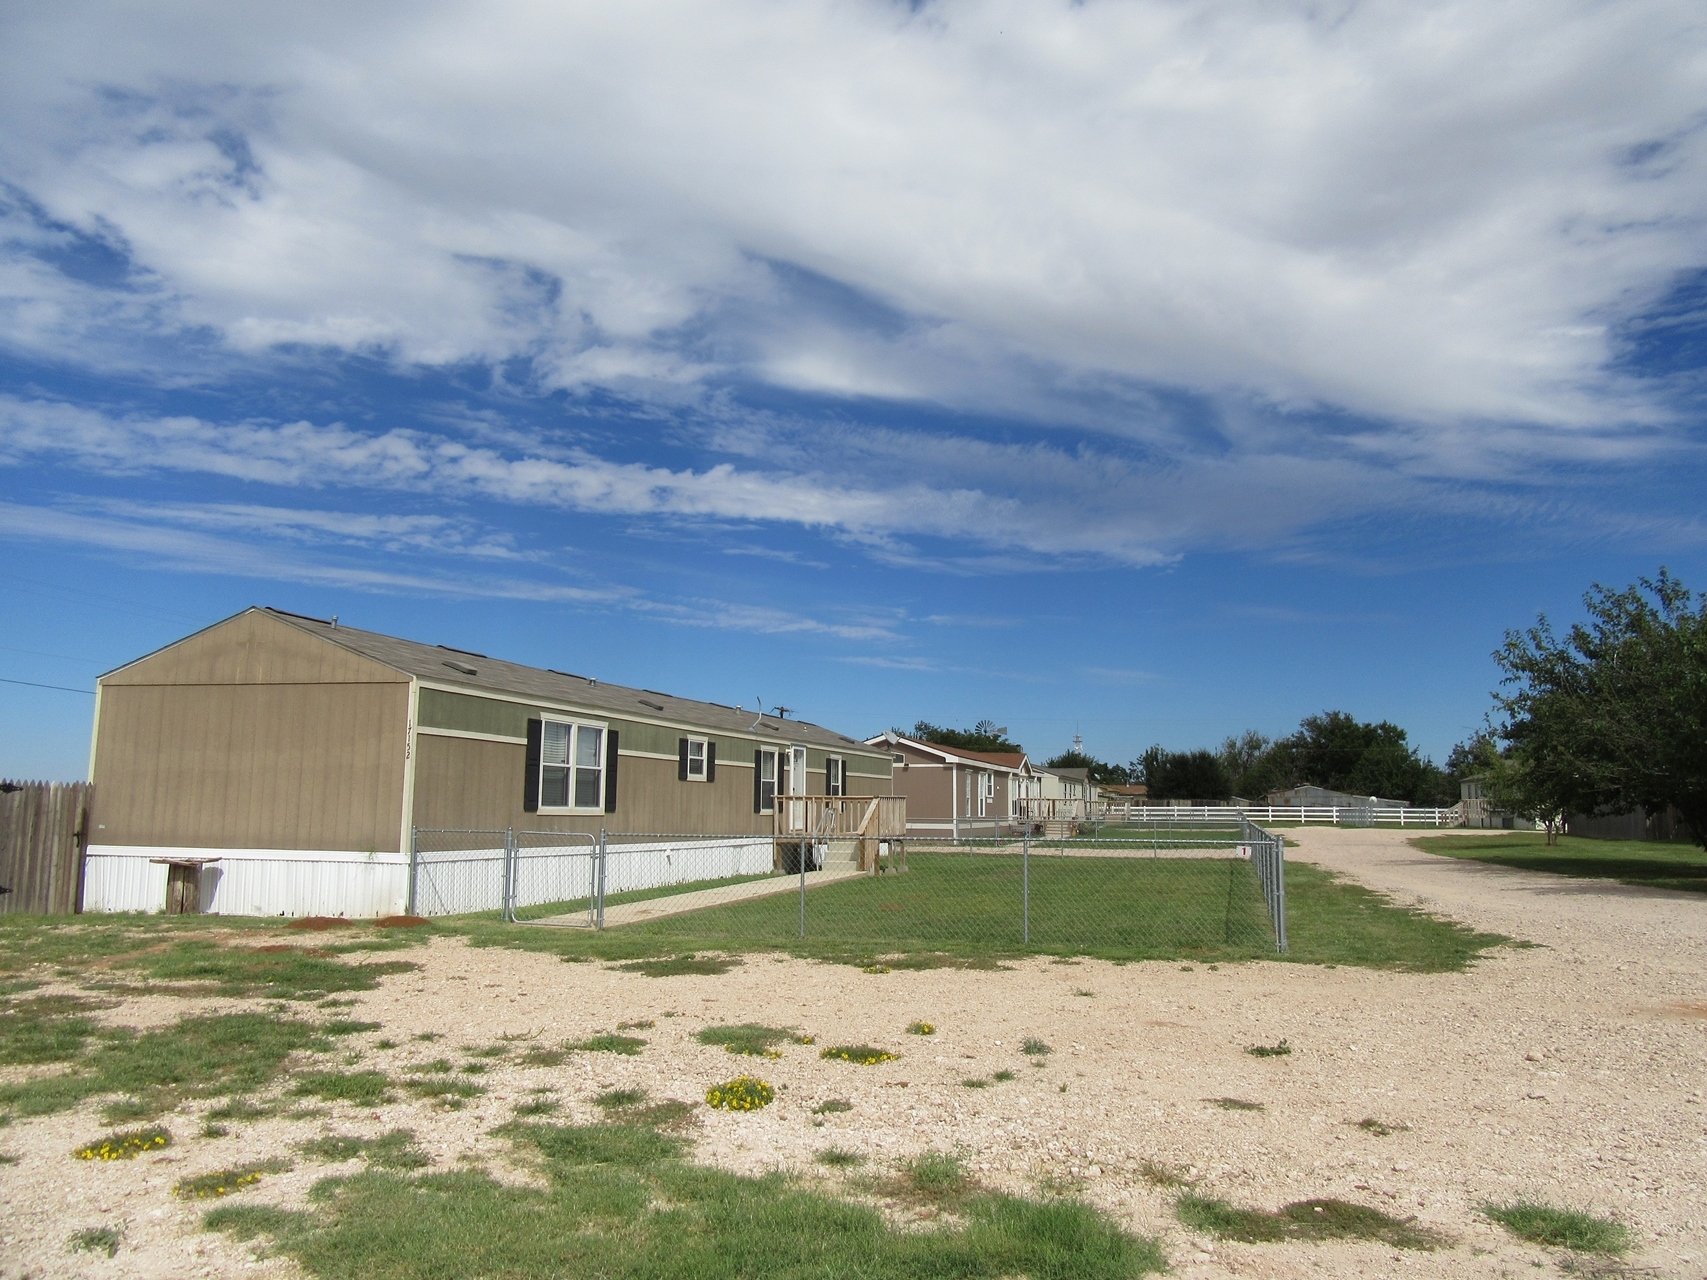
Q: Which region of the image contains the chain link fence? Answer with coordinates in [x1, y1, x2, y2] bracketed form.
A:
[413, 817, 1286, 957]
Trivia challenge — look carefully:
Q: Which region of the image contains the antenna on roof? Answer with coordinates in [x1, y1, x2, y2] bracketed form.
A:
[772, 705, 793, 719]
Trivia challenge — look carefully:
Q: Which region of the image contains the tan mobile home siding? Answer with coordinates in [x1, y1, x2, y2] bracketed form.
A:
[92, 684, 409, 854]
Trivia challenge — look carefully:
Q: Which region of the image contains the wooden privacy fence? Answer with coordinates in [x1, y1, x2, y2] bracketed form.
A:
[0, 780, 90, 914]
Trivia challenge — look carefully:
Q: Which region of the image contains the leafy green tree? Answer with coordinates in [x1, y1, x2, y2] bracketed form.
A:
[1479, 747, 1567, 844]
[1134, 747, 1233, 801]
[900, 720, 1024, 755]
[1043, 750, 1131, 785]
[1494, 570, 1707, 848]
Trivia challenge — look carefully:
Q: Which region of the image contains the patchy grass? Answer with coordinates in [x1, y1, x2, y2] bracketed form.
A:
[299, 1130, 429, 1170]
[1414, 831, 1707, 896]
[175, 1158, 291, 1199]
[1206, 1097, 1264, 1112]
[616, 1019, 655, 1030]
[292, 1071, 394, 1106]
[813, 1099, 853, 1115]
[108, 939, 418, 999]
[992, 1070, 1017, 1082]
[520, 1046, 567, 1067]
[68, 1225, 125, 1258]
[906, 1021, 936, 1035]
[594, 1088, 648, 1109]
[1177, 1193, 1447, 1250]
[696, 1024, 791, 1058]
[1482, 1201, 1632, 1254]
[1247, 1040, 1292, 1058]
[322, 1020, 381, 1037]
[962, 1077, 991, 1089]
[1, 1012, 328, 1120]
[820, 1044, 899, 1066]
[0, 992, 115, 1064]
[569, 1033, 647, 1056]
[816, 1147, 865, 1168]
[1021, 1037, 1052, 1056]
[513, 1095, 559, 1117]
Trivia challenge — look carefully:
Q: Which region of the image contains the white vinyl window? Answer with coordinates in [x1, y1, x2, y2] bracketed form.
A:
[758, 749, 778, 813]
[686, 737, 707, 780]
[541, 719, 605, 810]
[826, 756, 846, 797]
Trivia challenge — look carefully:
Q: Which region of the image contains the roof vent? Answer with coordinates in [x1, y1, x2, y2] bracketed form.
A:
[638, 699, 664, 712]
[436, 644, 488, 659]
[442, 660, 478, 676]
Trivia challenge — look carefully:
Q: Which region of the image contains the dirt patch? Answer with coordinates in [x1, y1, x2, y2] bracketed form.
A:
[374, 915, 431, 929]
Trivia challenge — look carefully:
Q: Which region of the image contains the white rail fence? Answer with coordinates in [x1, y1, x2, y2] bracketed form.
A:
[1103, 803, 1462, 827]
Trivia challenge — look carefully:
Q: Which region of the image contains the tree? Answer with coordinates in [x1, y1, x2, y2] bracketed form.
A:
[1494, 570, 1707, 848]
[1044, 750, 1130, 785]
[900, 720, 1024, 755]
[1135, 747, 1233, 802]
[1479, 747, 1567, 844]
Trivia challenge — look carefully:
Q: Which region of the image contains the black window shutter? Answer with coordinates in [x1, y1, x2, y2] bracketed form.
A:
[706, 741, 716, 782]
[678, 737, 689, 781]
[523, 719, 542, 813]
[753, 749, 763, 812]
[604, 730, 619, 813]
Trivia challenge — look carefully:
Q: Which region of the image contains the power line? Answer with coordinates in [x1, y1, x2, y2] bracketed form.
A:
[0, 677, 94, 694]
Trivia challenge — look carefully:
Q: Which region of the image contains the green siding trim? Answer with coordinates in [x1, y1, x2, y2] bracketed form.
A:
[417, 689, 891, 776]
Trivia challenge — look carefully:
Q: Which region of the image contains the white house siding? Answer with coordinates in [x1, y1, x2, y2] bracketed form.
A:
[83, 846, 407, 918]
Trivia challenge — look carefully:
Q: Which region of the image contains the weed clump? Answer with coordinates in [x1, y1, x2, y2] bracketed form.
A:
[820, 1044, 898, 1066]
[1247, 1040, 1292, 1058]
[1138, 1159, 1190, 1188]
[174, 1159, 290, 1199]
[1481, 1202, 1631, 1254]
[73, 1126, 170, 1160]
[816, 1147, 865, 1168]
[1354, 1117, 1409, 1137]
[1021, 1037, 1051, 1056]
[705, 1076, 774, 1111]
[595, 1088, 648, 1109]
[907, 1022, 936, 1036]
[813, 1099, 852, 1115]
[1206, 1097, 1263, 1112]
[1177, 1194, 1445, 1249]
[67, 1225, 124, 1257]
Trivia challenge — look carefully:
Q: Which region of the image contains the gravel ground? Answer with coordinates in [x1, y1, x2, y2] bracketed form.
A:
[2, 826, 1704, 1279]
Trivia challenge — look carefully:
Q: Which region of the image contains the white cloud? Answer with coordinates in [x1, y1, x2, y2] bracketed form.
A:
[0, 0, 1701, 446]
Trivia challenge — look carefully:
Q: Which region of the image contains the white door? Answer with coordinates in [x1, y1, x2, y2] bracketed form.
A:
[790, 744, 808, 796]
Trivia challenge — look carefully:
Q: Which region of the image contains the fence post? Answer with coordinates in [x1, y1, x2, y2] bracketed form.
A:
[798, 832, 807, 940]
[502, 827, 515, 923]
[1272, 834, 1288, 953]
[1022, 829, 1030, 946]
[595, 829, 607, 930]
[406, 826, 419, 917]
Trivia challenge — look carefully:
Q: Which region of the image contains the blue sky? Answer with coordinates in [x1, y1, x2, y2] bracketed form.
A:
[2, 0, 1704, 781]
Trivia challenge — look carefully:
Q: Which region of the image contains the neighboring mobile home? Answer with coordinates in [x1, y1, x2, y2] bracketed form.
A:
[866, 733, 1035, 837]
[85, 608, 893, 916]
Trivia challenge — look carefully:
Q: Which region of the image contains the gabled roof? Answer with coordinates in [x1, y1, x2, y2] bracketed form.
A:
[116, 607, 880, 755]
[866, 733, 1033, 773]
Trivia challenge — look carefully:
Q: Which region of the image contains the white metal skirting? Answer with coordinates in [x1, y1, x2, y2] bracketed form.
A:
[600, 838, 774, 898]
[83, 846, 409, 919]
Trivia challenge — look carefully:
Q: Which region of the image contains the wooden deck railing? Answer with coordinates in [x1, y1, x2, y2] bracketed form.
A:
[773, 795, 907, 871]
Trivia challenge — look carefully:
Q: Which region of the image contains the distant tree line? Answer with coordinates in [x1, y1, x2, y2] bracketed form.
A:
[907, 714, 1465, 806]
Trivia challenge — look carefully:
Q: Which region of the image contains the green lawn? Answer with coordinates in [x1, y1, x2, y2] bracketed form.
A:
[1411, 831, 1707, 895]
[446, 851, 1507, 973]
